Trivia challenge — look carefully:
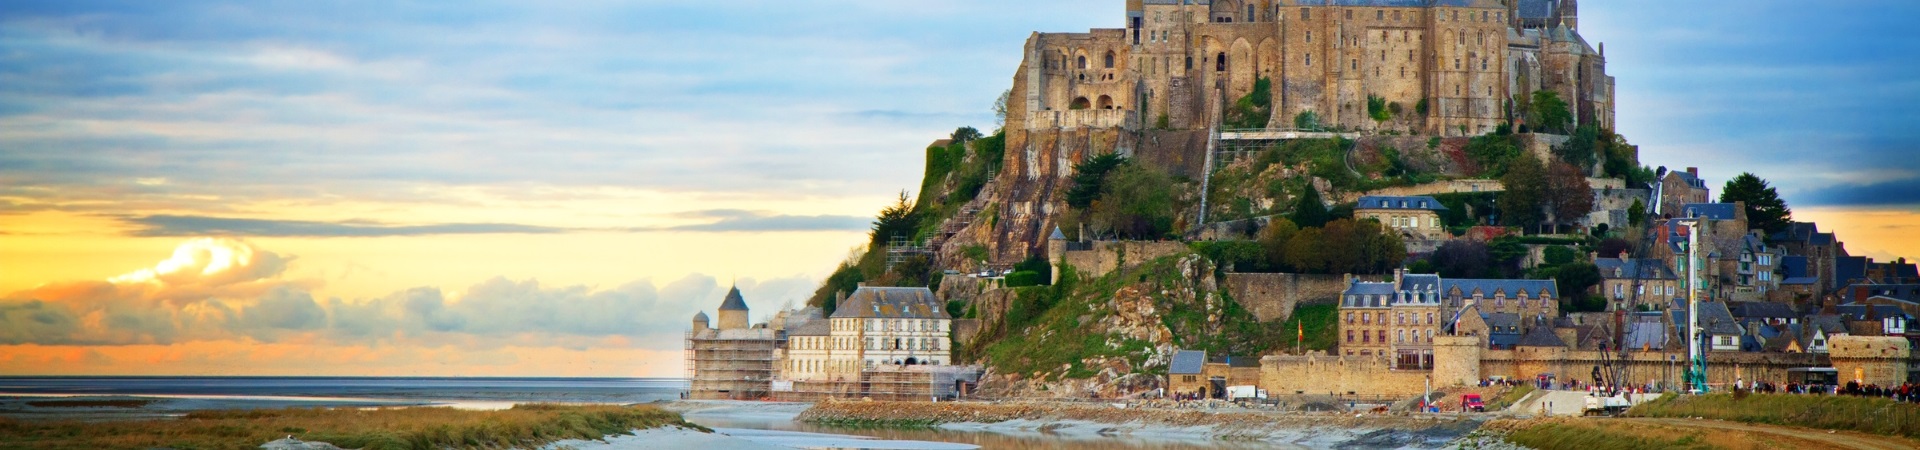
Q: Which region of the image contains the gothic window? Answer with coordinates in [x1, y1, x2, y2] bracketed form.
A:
[1217, 52, 1227, 72]
[1409, 50, 1414, 61]
[1248, 5, 1255, 21]
[1077, 55, 1087, 69]
[1104, 51, 1115, 69]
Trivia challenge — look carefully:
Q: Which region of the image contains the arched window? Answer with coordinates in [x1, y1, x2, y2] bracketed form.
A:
[1097, 95, 1114, 109]
[1216, 52, 1227, 72]
[1104, 51, 1116, 69]
[1248, 5, 1255, 21]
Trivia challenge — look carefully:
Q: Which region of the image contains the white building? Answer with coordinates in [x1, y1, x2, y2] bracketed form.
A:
[828, 286, 953, 370]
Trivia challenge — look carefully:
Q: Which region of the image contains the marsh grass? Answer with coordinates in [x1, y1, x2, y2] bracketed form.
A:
[0, 403, 697, 450]
[1503, 420, 1720, 450]
[1627, 393, 1920, 439]
[1486, 384, 1534, 411]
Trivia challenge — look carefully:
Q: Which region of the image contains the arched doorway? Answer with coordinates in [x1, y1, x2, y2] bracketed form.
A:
[1097, 95, 1114, 109]
[1070, 97, 1091, 110]
[1216, 52, 1227, 72]
[905, 357, 919, 365]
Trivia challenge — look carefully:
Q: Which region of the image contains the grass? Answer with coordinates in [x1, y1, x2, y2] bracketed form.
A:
[1627, 393, 1920, 440]
[1486, 385, 1534, 412]
[0, 404, 698, 450]
[1503, 420, 1720, 450]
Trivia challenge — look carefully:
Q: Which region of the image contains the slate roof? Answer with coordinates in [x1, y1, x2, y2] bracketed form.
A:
[1517, 325, 1567, 348]
[1668, 170, 1707, 189]
[1515, 0, 1554, 19]
[788, 317, 831, 336]
[1356, 195, 1448, 212]
[1595, 258, 1678, 280]
[1681, 203, 1738, 221]
[1807, 315, 1849, 335]
[1400, 274, 1442, 292]
[718, 286, 749, 311]
[1729, 302, 1797, 320]
[1672, 302, 1745, 343]
[1342, 281, 1398, 308]
[1484, 313, 1522, 333]
[692, 311, 710, 323]
[1835, 304, 1913, 321]
[1170, 350, 1206, 375]
[1049, 226, 1066, 240]
[1210, 354, 1262, 368]
[1443, 279, 1560, 299]
[829, 286, 950, 320]
[1780, 256, 1816, 285]
[1624, 313, 1669, 350]
[1836, 257, 1869, 287]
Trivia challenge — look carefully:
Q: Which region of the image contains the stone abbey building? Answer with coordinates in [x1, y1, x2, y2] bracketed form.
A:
[1012, 0, 1612, 135]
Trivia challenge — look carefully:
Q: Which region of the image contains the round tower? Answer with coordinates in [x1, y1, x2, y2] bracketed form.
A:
[691, 311, 710, 331]
[717, 285, 749, 330]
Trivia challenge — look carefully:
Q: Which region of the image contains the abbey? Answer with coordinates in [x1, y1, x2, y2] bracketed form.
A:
[1012, 0, 1611, 135]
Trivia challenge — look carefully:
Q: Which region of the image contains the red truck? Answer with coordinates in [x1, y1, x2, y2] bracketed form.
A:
[1461, 394, 1486, 412]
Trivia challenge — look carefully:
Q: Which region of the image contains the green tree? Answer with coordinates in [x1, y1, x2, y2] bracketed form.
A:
[1225, 77, 1274, 129]
[950, 126, 982, 144]
[1066, 153, 1128, 208]
[1497, 152, 1548, 230]
[1488, 236, 1530, 277]
[1293, 110, 1321, 130]
[1367, 94, 1392, 123]
[1628, 198, 1648, 227]
[992, 89, 1012, 129]
[1088, 164, 1179, 239]
[1553, 124, 1600, 170]
[1465, 134, 1521, 176]
[1554, 263, 1605, 311]
[1258, 218, 1301, 272]
[1285, 227, 1327, 273]
[1720, 173, 1793, 235]
[1529, 90, 1572, 134]
[1290, 185, 1330, 228]
[870, 191, 920, 246]
[1430, 240, 1492, 278]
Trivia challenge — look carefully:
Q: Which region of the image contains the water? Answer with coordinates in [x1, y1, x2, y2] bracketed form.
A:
[0, 377, 1303, 449]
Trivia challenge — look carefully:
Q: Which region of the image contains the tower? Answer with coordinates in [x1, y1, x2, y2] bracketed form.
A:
[1559, 0, 1579, 30]
[717, 286, 749, 330]
[691, 311, 710, 331]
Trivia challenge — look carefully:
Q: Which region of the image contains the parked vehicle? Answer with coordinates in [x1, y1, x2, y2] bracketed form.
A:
[1583, 394, 1631, 416]
[1226, 385, 1267, 400]
[1461, 394, 1486, 412]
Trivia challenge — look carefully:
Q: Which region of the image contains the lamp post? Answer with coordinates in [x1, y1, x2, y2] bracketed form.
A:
[1677, 218, 1709, 394]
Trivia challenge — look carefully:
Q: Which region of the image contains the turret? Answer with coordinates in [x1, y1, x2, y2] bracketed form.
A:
[1048, 226, 1068, 285]
[717, 285, 749, 330]
[691, 311, 710, 331]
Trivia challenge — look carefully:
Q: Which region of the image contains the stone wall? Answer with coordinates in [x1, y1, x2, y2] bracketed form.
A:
[1132, 129, 1210, 179]
[1479, 349, 1828, 388]
[1337, 179, 1504, 203]
[1259, 352, 1432, 397]
[1226, 272, 1385, 322]
[1059, 240, 1191, 280]
[1829, 335, 1912, 386]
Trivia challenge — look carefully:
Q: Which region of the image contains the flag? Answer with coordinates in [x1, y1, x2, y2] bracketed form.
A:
[1297, 321, 1303, 342]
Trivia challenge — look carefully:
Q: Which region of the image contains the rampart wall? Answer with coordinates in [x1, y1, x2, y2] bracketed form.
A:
[1059, 240, 1190, 280]
[1260, 352, 1432, 397]
[1225, 272, 1385, 322]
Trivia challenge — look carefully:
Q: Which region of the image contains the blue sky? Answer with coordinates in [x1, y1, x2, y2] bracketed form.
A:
[3, 1, 1916, 218]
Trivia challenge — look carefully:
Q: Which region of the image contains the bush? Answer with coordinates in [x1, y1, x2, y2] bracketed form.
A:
[1004, 271, 1044, 287]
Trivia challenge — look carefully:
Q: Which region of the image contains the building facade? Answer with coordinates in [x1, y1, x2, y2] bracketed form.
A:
[1354, 195, 1448, 241]
[687, 287, 781, 400]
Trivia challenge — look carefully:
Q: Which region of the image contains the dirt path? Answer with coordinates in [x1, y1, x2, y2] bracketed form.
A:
[1618, 418, 1920, 450]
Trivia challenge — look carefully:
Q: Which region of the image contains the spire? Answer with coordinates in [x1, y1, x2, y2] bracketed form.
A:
[718, 285, 748, 311]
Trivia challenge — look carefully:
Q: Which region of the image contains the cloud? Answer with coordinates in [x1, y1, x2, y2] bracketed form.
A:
[1, 238, 821, 350]
[121, 215, 569, 237]
[1797, 177, 1920, 207]
[662, 209, 869, 232]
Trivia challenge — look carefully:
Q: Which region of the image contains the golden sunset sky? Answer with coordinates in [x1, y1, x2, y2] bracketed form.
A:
[2, 1, 1916, 377]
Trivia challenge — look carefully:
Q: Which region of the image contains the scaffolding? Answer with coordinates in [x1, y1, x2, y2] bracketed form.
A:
[687, 332, 780, 400]
[885, 236, 933, 271]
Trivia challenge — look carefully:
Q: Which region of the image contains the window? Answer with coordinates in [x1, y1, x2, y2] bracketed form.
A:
[1398, 330, 1405, 343]
[1301, 8, 1310, 21]
[1305, 31, 1312, 43]
[1397, 313, 1405, 325]
[1427, 313, 1435, 325]
[1104, 52, 1115, 69]
[1376, 10, 1383, 20]
[1305, 53, 1311, 66]
[1347, 330, 1355, 343]
[1394, 11, 1401, 21]
[1351, 59, 1357, 70]
[1248, 5, 1255, 21]
[1362, 331, 1370, 343]
[1077, 55, 1087, 69]
[1378, 330, 1387, 342]
[1347, 312, 1355, 324]
[1346, 9, 1352, 20]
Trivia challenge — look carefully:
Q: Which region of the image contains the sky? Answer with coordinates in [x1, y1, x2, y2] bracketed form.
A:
[1, 1, 1916, 377]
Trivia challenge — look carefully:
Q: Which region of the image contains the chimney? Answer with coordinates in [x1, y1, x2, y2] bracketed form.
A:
[1686, 167, 1698, 177]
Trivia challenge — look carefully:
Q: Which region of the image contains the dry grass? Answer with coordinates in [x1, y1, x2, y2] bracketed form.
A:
[1486, 384, 1534, 411]
[0, 403, 698, 450]
[1501, 418, 1722, 450]
[1627, 393, 1920, 440]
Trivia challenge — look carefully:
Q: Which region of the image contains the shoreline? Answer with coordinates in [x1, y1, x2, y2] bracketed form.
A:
[794, 400, 1500, 448]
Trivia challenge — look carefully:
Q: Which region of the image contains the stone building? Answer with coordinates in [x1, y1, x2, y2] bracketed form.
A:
[1354, 195, 1448, 242]
[1594, 254, 1678, 311]
[687, 287, 781, 400]
[828, 286, 955, 368]
[1652, 167, 1710, 219]
[1338, 271, 1557, 368]
[1010, 0, 1612, 135]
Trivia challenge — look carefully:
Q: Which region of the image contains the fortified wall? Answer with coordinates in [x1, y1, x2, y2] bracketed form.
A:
[1829, 335, 1912, 386]
[1260, 352, 1433, 397]
[1226, 272, 1386, 322]
[1056, 240, 1191, 281]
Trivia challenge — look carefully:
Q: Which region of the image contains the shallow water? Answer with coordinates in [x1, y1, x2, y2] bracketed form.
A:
[684, 407, 1308, 450]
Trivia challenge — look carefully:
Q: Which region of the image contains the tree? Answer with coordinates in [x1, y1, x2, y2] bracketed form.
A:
[1627, 198, 1647, 227]
[1225, 77, 1273, 129]
[1289, 185, 1330, 228]
[1529, 90, 1572, 134]
[992, 89, 1012, 129]
[1258, 218, 1301, 272]
[1088, 164, 1178, 239]
[1285, 227, 1327, 273]
[950, 126, 982, 145]
[1497, 152, 1548, 230]
[1553, 124, 1600, 170]
[1066, 153, 1128, 208]
[870, 191, 919, 246]
[1543, 161, 1596, 233]
[1465, 134, 1521, 176]
[1367, 94, 1392, 123]
[1554, 263, 1605, 311]
[1720, 173, 1793, 235]
[1294, 110, 1321, 130]
[1488, 236, 1530, 277]
[1597, 238, 1635, 260]
[1430, 240, 1492, 278]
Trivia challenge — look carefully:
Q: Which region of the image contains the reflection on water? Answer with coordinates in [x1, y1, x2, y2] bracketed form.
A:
[685, 411, 1307, 450]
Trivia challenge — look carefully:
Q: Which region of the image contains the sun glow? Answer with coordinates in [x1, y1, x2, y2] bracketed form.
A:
[108, 237, 258, 285]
